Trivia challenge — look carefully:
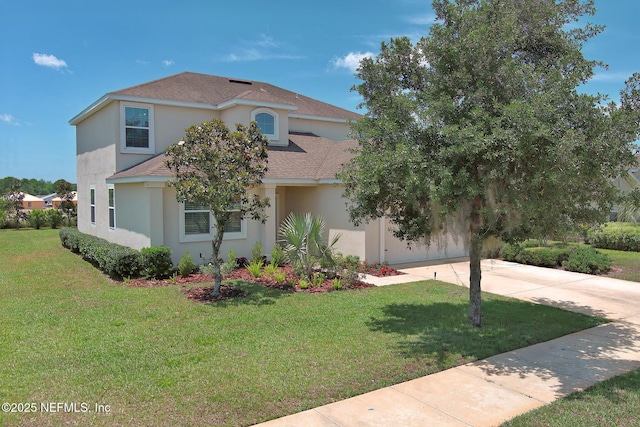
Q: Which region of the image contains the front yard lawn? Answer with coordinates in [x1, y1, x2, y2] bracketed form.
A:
[502, 368, 640, 427]
[0, 229, 606, 426]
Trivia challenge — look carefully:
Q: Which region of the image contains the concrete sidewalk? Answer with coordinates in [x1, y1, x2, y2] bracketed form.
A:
[255, 260, 640, 427]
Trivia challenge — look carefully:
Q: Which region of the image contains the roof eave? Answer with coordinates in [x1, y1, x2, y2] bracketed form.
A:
[106, 176, 171, 185]
[289, 113, 354, 123]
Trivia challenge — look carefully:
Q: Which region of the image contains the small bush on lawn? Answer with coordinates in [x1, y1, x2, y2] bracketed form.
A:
[562, 246, 612, 274]
[58, 228, 143, 279]
[270, 243, 286, 267]
[46, 209, 63, 229]
[27, 209, 47, 229]
[587, 222, 640, 252]
[141, 246, 174, 279]
[178, 251, 196, 277]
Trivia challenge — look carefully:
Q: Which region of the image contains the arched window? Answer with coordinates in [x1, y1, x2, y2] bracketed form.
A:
[251, 108, 279, 140]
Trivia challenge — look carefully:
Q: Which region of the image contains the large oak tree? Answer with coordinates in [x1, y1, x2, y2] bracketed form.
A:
[339, 0, 639, 326]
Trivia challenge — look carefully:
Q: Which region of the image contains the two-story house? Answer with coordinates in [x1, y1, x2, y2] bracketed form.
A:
[70, 72, 466, 265]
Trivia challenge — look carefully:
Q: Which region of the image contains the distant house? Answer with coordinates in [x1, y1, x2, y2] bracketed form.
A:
[20, 193, 44, 210]
[40, 193, 57, 208]
[52, 191, 78, 209]
[611, 155, 640, 220]
[69, 72, 466, 264]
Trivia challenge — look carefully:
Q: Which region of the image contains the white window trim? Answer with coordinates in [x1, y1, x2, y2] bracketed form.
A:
[178, 203, 247, 243]
[251, 107, 279, 141]
[89, 185, 96, 226]
[108, 185, 116, 231]
[120, 102, 155, 154]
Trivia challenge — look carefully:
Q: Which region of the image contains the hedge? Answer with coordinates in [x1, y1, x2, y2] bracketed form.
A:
[587, 222, 640, 252]
[499, 242, 610, 275]
[141, 246, 174, 279]
[59, 228, 144, 279]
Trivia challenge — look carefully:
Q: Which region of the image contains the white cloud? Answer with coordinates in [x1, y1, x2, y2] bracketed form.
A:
[32, 53, 68, 70]
[136, 59, 149, 65]
[405, 13, 436, 25]
[221, 34, 304, 62]
[331, 52, 375, 73]
[0, 114, 19, 126]
[591, 71, 633, 83]
[163, 59, 175, 67]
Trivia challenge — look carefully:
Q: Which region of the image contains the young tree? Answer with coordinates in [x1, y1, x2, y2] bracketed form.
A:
[165, 119, 270, 296]
[4, 178, 26, 228]
[339, 0, 639, 326]
[55, 179, 76, 226]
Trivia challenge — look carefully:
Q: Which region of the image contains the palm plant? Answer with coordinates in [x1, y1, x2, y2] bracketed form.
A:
[278, 212, 340, 279]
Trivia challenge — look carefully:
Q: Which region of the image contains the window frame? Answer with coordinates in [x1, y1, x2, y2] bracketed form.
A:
[251, 107, 279, 141]
[108, 185, 116, 230]
[120, 102, 155, 154]
[178, 203, 246, 243]
[89, 186, 96, 226]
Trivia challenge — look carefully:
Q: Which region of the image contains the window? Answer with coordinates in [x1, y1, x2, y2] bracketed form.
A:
[184, 202, 210, 235]
[251, 108, 279, 140]
[108, 186, 115, 230]
[90, 186, 96, 225]
[179, 203, 246, 242]
[120, 103, 154, 153]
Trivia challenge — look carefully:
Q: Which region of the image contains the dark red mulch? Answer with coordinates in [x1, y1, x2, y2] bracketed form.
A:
[116, 265, 376, 303]
[183, 285, 248, 302]
[359, 264, 405, 277]
[121, 273, 212, 287]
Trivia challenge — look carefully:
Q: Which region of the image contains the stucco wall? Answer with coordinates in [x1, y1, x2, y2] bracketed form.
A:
[289, 117, 352, 141]
[76, 102, 118, 238]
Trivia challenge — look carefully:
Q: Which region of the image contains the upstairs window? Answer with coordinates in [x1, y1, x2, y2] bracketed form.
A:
[121, 103, 154, 153]
[251, 108, 279, 140]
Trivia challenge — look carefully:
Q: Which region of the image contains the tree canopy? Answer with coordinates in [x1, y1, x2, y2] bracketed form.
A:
[339, 0, 639, 326]
[165, 119, 270, 296]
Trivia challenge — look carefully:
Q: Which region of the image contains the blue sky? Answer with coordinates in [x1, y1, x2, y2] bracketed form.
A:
[1, 0, 638, 183]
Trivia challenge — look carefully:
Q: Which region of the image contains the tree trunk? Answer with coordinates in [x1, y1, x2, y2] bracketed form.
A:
[468, 233, 483, 327]
[211, 228, 225, 297]
[468, 196, 483, 327]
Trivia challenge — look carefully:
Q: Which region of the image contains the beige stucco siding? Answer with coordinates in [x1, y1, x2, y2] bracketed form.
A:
[76, 103, 118, 237]
[289, 117, 352, 141]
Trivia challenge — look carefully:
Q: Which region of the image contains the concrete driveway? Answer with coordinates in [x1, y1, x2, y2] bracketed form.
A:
[256, 259, 640, 427]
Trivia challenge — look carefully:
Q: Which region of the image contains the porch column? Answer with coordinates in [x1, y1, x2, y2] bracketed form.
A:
[263, 183, 277, 255]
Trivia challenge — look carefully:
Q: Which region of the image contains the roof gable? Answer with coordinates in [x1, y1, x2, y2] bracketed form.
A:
[71, 72, 360, 125]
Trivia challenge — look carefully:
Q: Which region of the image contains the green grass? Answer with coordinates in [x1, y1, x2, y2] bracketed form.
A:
[0, 229, 606, 426]
[600, 248, 640, 282]
[502, 368, 640, 427]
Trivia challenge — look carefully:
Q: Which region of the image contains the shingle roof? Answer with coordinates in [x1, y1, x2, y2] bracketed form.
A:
[107, 133, 358, 183]
[109, 72, 360, 121]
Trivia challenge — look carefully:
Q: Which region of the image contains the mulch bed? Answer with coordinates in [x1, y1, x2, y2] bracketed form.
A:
[118, 263, 404, 303]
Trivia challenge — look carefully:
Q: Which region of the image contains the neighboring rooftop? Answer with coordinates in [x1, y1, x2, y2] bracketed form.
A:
[70, 72, 361, 125]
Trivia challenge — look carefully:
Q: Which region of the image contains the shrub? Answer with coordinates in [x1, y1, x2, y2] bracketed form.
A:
[141, 246, 174, 279]
[562, 246, 612, 274]
[246, 259, 263, 278]
[312, 272, 325, 287]
[273, 270, 286, 283]
[263, 262, 278, 278]
[46, 209, 63, 229]
[587, 222, 640, 252]
[220, 249, 238, 277]
[251, 241, 263, 263]
[499, 243, 524, 262]
[58, 228, 143, 279]
[332, 278, 342, 290]
[178, 251, 196, 277]
[27, 209, 47, 229]
[298, 279, 309, 289]
[270, 243, 286, 267]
